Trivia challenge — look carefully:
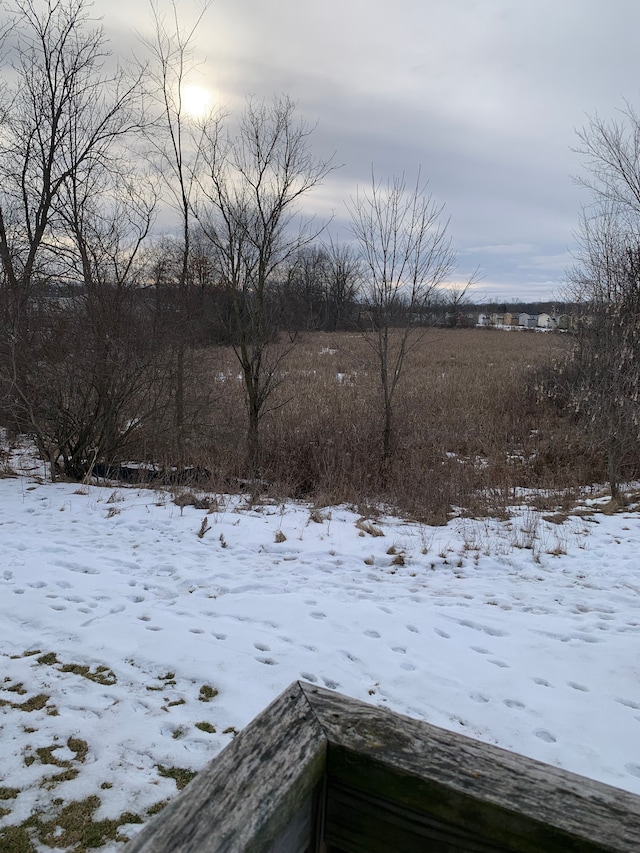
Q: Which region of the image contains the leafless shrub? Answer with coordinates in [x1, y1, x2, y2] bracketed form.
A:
[173, 493, 216, 511]
[197, 517, 211, 538]
[356, 518, 385, 537]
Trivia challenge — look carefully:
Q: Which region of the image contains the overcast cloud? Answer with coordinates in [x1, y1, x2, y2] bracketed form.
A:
[102, 0, 640, 302]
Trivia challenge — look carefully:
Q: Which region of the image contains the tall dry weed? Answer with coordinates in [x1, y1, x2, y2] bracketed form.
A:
[116, 330, 610, 519]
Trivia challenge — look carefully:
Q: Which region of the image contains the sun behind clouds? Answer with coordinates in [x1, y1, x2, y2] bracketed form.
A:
[181, 84, 213, 119]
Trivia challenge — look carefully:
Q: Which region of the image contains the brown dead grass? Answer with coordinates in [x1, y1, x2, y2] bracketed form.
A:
[186, 329, 600, 521]
[88, 328, 609, 522]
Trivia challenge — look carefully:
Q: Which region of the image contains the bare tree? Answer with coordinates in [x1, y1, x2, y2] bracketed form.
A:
[282, 245, 329, 331]
[545, 202, 640, 500]
[439, 279, 474, 326]
[0, 0, 161, 476]
[346, 169, 456, 472]
[0, 0, 142, 328]
[323, 237, 362, 331]
[279, 240, 361, 331]
[557, 106, 640, 499]
[140, 0, 213, 455]
[574, 102, 640, 215]
[196, 95, 334, 475]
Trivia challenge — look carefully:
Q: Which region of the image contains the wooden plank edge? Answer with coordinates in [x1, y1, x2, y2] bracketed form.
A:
[125, 681, 327, 853]
[300, 682, 640, 852]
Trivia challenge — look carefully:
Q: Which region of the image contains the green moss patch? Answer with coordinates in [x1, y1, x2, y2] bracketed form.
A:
[0, 786, 20, 800]
[9, 649, 41, 660]
[59, 663, 117, 686]
[35, 651, 117, 685]
[146, 799, 170, 817]
[0, 796, 145, 852]
[23, 737, 89, 789]
[0, 825, 36, 852]
[198, 684, 218, 702]
[157, 764, 197, 790]
[0, 692, 51, 712]
[5, 681, 28, 695]
[162, 698, 185, 710]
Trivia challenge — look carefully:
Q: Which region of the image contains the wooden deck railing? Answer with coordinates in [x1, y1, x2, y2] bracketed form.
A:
[124, 681, 640, 852]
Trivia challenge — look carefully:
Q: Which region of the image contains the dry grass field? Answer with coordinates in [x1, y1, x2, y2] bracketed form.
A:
[188, 327, 599, 522]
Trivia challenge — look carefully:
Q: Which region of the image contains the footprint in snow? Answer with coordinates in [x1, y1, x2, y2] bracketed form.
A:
[567, 681, 590, 692]
[406, 624, 419, 634]
[535, 729, 557, 743]
[146, 625, 162, 632]
[364, 630, 380, 639]
[471, 646, 490, 655]
[469, 692, 489, 704]
[256, 656, 278, 666]
[310, 612, 326, 620]
[434, 628, 450, 639]
[616, 698, 640, 710]
[489, 659, 510, 668]
[458, 619, 509, 637]
[322, 678, 339, 689]
[189, 628, 204, 634]
[400, 662, 416, 672]
[504, 699, 525, 709]
[212, 633, 227, 640]
[300, 672, 317, 683]
[626, 764, 640, 779]
[392, 646, 406, 655]
[254, 642, 270, 651]
[533, 677, 552, 687]
[68, 705, 101, 720]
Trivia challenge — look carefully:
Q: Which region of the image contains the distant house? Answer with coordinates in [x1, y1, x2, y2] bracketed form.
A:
[490, 312, 514, 327]
[477, 310, 576, 334]
[518, 312, 538, 328]
[555, 314, 574, 330]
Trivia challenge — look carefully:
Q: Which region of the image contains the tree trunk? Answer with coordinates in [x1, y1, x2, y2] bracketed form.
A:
[247, 407, 260, 482]
[607, 450, 621, 502]
[175, 342, 185, 457]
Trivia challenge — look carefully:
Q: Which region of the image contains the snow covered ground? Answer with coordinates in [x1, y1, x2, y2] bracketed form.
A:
[2, 442, 640, 850]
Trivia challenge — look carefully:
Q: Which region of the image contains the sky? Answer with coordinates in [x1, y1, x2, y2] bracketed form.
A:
[99, 0, 640, 302]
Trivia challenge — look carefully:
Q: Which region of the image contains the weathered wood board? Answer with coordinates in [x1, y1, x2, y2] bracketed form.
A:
[124, 681, 640, 853]
[302, 683, 640, 852]
[124, 682, 326, 853]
